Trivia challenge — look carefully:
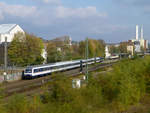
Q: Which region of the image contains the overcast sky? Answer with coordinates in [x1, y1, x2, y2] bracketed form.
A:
[0, 0, 150, 43]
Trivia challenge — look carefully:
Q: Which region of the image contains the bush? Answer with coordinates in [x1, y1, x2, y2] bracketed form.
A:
[2, 56, 150, 113]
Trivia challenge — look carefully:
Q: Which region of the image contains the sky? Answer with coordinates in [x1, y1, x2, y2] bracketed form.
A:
[0, 0, 150, 43]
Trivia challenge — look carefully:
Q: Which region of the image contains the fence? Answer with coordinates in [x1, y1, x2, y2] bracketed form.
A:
[0, 72, 23, 83]
[0, 66, 24, 83]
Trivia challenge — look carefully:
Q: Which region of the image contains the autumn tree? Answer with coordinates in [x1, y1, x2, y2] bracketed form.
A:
[8, 32, 44, 66]
[79, 39, 105, 58]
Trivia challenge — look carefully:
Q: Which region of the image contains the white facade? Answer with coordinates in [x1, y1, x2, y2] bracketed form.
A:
[105, 46, 111, 58]
[136, 25, 139, 40]
[0, 24, 24, 44]
[41, 48, 47, 64]
[127, 45, 134, 55]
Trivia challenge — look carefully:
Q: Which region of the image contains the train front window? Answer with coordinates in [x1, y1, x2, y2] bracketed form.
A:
[25, 69, 32, 73]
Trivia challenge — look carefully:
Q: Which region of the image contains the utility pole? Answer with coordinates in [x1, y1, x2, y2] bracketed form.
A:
[85, 38, 88, 82]
[4, 37, 7, 81]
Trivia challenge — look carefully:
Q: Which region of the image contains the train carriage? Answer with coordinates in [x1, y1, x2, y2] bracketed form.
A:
[23, 57, 104, 79]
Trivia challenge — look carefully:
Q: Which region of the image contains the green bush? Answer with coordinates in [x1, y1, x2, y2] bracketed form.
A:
[2, 56, 150, 113]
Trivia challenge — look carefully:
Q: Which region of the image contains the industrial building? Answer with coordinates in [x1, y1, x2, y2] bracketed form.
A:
[130, 25, 148, 52]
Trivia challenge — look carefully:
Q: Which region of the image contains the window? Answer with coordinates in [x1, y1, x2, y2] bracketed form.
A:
[25, 69, 32, 73]
[34, 69, 39, 73]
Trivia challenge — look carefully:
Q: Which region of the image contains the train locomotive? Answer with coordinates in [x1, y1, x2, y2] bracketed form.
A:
[23, 57, 104, 79]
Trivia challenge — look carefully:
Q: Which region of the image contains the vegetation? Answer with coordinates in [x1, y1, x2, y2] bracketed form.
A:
[109, 43, 127, 54]
[0, 44, 4, 66]
[79, 39, 105, 58]
[0, 33, 105, 66]
[47, 42, 73, 63]
[47, 38, 105, 63]
[0, 57, 150, 112]
[8, 32, 44, 66]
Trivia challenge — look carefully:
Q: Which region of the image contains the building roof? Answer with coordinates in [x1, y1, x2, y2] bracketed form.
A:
[0, 24, 17, 34]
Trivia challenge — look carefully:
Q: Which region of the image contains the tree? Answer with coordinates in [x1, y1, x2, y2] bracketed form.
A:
[78, 39, 105, 58]
[0, 44, 4, 65]
[8, 32, 44, 66]
[119, 43, 127, 53]
[109, 45, 120, 54]
[47, 42, 62, 63]
[47, 42, 73, 63]
[79, 41, 86, 58]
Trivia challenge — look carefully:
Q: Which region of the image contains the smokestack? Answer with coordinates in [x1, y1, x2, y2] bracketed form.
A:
[141, 25, 143, 39]
[136, 25, 139, 40]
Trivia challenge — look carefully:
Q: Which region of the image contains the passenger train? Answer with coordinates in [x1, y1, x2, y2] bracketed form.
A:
[23, 57, 104, 79]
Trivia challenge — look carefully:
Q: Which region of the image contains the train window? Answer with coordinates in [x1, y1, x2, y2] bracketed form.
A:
[39, 68, 43, 72]
[25, 69, 32, 73]
[45, 67, 48, 71]
[34, 69, 39, 73]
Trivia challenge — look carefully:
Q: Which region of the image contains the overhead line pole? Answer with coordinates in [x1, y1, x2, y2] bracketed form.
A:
[4, 37, 7, 81]
[85, 38, 88, 82]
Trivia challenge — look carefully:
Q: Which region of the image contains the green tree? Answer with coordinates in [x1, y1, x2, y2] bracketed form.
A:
[8, 32, 44, 66]
[47, 42, 62, 63]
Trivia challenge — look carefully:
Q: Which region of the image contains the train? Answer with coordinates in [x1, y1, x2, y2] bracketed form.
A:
[23, 57, 104, 79]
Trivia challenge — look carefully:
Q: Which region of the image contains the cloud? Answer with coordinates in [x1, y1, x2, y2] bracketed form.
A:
[114, 0, 150, 7]
[0, 2, 37, 18]
[0, 11, 4, 21]
[55, 6, 107, 18]
[113, 0, 150, 14]
[0, 1, 111, 41]
[42, 0, 60, 4]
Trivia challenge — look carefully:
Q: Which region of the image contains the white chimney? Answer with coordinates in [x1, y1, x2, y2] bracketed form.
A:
[136, 25, 139, 40]
[141, 25, 143, 40]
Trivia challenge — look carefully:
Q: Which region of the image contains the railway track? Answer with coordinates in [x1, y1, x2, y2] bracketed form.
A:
[1, 61, 117, 98]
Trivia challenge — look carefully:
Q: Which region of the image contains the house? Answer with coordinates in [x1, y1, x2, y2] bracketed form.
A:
[127, 43, 134, 56]
[0, 24, 24, 44]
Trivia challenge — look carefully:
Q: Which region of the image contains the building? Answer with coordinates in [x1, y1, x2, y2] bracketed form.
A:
[127, 45, 134, 55]
[133, 41, 141, 53]
[131, 25, 148, 52]
[105, 45, 111, 58]
[0, 24, 48, 64]
[0, 24, 24, 44]
[0, 24, 24, 65]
